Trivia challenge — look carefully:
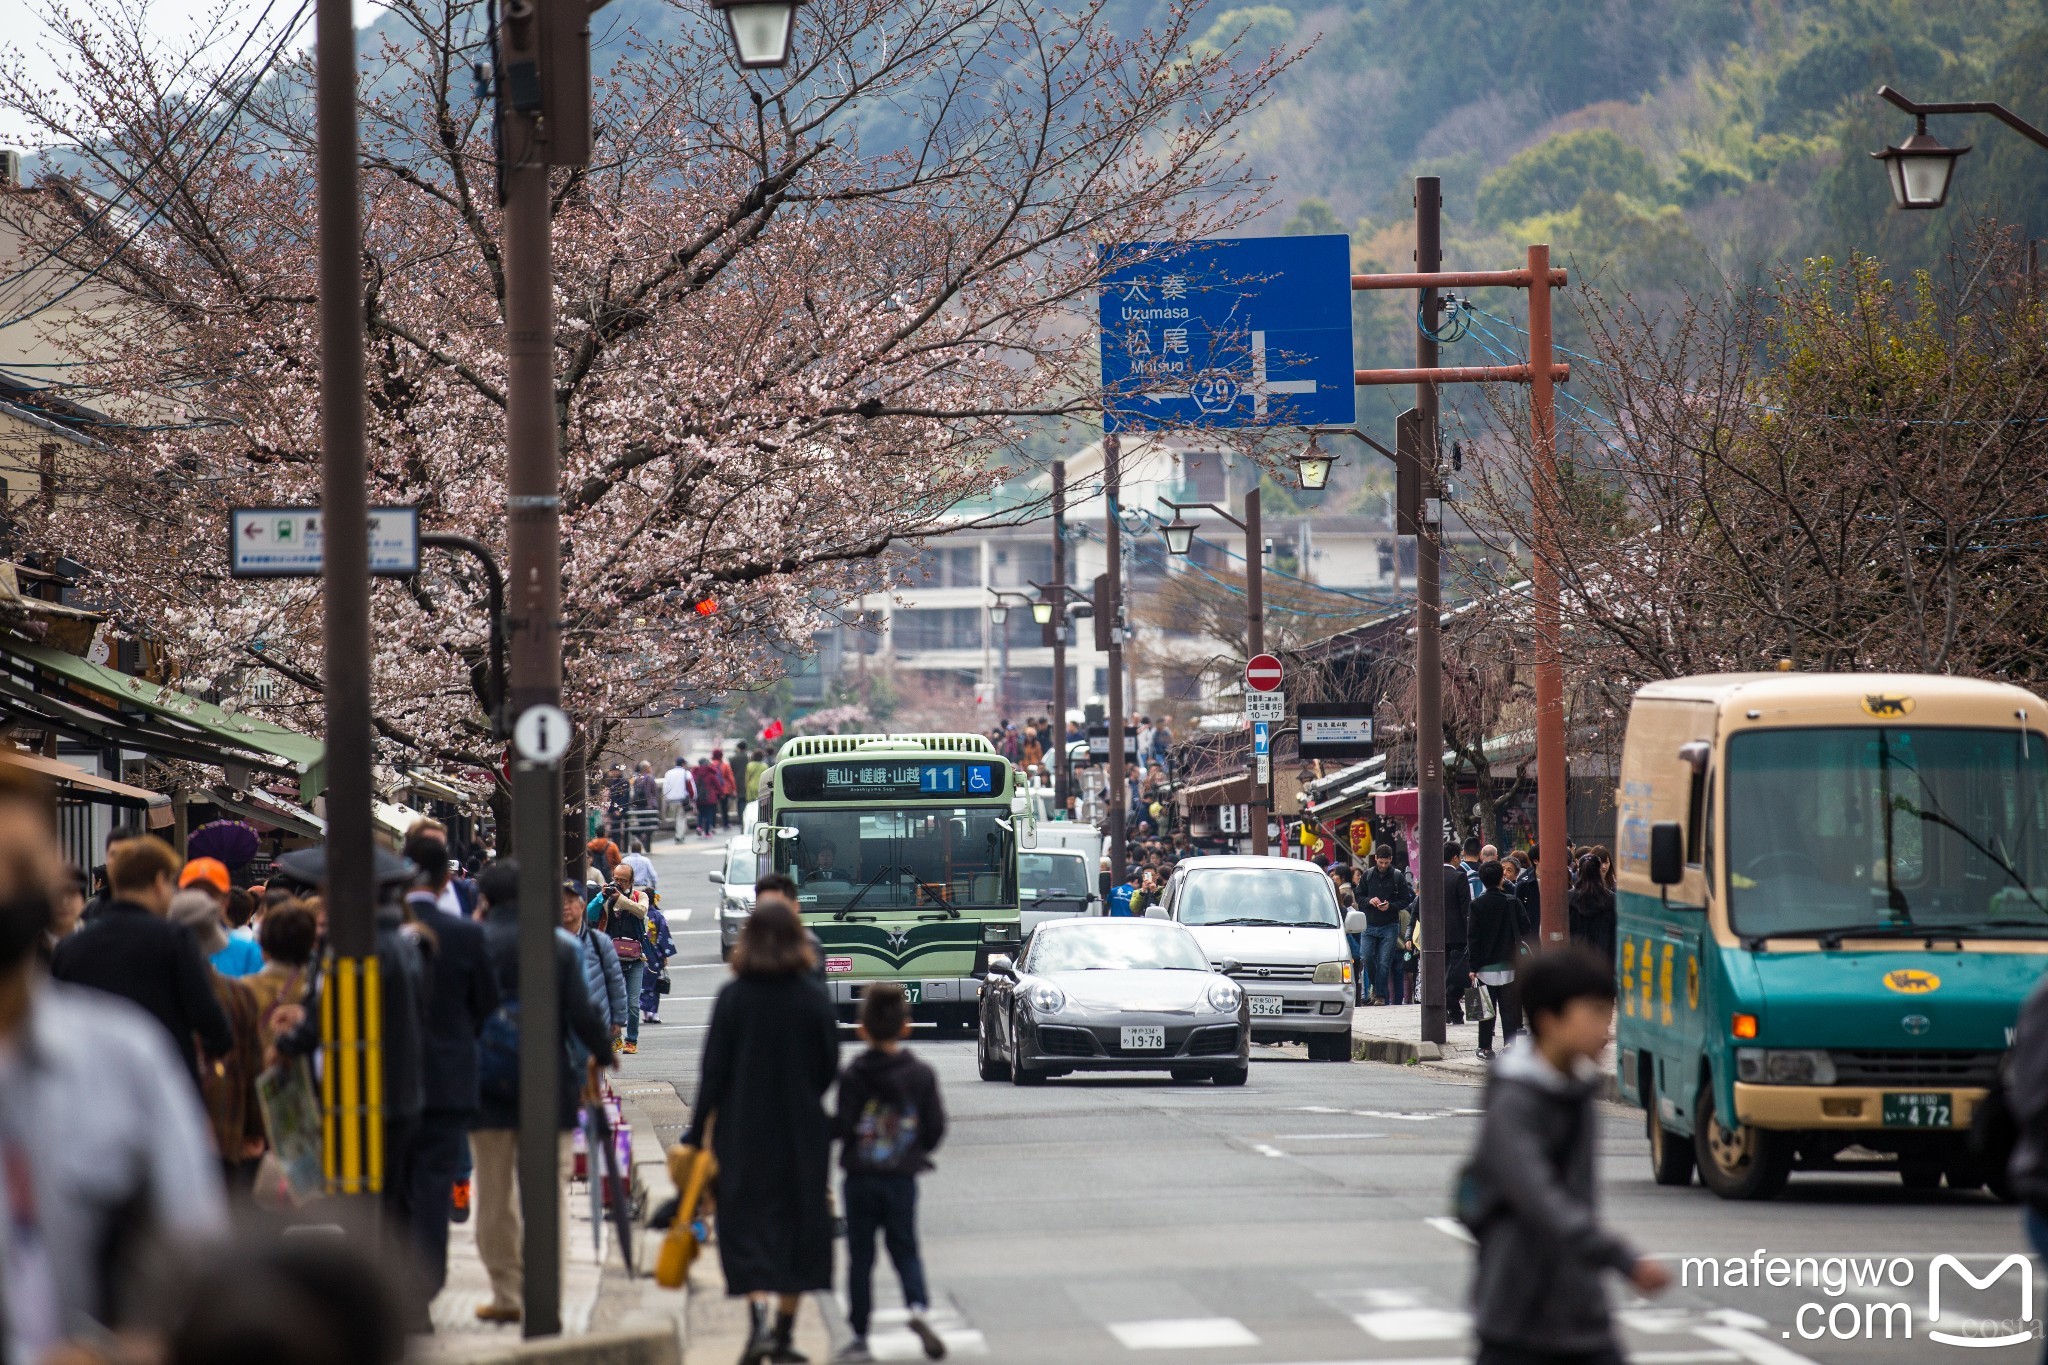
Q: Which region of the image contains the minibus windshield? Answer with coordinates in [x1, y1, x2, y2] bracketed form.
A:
[1725, 726, 2048, 937]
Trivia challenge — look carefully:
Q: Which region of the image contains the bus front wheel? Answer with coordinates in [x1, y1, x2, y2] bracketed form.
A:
[1693, 1083, 1790, 1201]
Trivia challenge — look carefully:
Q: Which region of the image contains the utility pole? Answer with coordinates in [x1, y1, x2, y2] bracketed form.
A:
[495, 0, 604, 1334]
[1528, 243, 1567, 947]
[314, 0, 380, 1215]
[1104, 434, 1127, 876]
[1244, 483, 1266, 855]
[1050, 460, 1070, 813]
[1413, 176, 1447, 1047]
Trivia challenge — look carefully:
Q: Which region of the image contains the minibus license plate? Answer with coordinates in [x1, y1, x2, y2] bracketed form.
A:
[1883, 1092, 1951, 1127]
[1249, 996, 1283, 1017]
[1121, 1026, 1165, 1051]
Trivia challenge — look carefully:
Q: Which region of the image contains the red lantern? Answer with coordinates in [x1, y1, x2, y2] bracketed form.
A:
[694, 597, 718, 616]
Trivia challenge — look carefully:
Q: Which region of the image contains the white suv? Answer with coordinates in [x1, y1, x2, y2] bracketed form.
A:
[1152, 855, 1364, 1061]
[710, 835, 757, 960]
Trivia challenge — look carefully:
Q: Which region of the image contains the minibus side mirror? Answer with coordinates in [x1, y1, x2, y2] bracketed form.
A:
[1649, 822, 1684, 888]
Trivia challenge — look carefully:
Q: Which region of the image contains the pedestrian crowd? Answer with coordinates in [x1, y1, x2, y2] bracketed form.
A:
[1, 728, 735, 1360]
[1311, 835, 1616, 1060]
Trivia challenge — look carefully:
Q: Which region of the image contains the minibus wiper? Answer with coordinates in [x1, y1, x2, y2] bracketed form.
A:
[1805, 924, 1962, 950]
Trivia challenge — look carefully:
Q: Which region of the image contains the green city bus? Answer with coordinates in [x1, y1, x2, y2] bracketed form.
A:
[756, 732, 1027, 1028]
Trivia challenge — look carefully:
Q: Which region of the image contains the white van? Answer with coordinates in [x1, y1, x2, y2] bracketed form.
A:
[1018, 847, 1097, 931]
[1153, 855, 1364, 1062]
[1034, 821, 1103, 889]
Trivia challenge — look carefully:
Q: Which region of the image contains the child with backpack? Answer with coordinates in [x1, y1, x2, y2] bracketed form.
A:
[1458, 947, 1670, 1365]
[833, 983, 947, 1363]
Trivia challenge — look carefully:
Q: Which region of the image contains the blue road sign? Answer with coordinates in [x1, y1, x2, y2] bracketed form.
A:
[1098, 234, 1355, 434]
[1253, 721, 1270, 756]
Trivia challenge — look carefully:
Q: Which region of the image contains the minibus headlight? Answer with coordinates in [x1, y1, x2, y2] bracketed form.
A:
[1735, 1047, 1837, 1085]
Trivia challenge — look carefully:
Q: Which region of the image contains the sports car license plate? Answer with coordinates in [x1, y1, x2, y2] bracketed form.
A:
[1883, 1092, 1951, 1127]
[1121, 1026, 1165, 1051]
[1249, 995, 1283, 1017]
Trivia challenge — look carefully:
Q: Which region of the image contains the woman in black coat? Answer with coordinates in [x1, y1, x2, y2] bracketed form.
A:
[1568, 852, 1618, 970]
[684, 884, 838, 1364]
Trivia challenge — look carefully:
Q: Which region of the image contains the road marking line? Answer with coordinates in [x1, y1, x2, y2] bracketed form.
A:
[1268, 1133, 1388, 1140]
[1107, 1318, 1258, 1350]
[1352, 1307, 1468, 1342]
[1250, 1143, 1287, 1158]
[1692, 1324, 1820, 1364]
[1422, 1216, 1475, 1246]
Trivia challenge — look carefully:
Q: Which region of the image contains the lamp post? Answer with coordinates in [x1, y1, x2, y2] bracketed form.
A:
[1030, 580, 1090, 814]
[988, 590, 1032, 719]
[496, 0, 803, 1335]
[1160, 482, 1267, 854]
[1871, 85, 2048, 211]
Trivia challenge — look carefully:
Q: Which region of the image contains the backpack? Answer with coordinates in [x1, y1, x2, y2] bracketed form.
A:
[479, 1000, 521, 1105]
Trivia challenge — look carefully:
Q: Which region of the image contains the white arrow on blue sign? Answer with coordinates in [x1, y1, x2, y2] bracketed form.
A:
[1098, 234, 1356, 434]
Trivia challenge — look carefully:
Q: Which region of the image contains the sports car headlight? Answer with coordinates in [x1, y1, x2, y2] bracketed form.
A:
[1026, 982, 1067, 1014]
[1313, 960, 1353, 986]
[1205, 979, 1243, 1013]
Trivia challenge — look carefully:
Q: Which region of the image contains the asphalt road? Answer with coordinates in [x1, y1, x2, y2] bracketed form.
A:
[628, 834, 2039, 1365]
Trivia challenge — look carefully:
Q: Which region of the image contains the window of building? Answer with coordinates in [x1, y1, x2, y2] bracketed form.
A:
[891, 607, 983, 651]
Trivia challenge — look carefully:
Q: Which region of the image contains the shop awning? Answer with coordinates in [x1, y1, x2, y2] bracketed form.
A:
[1177, 771, 1253, 807]
[393, 768, 490, 808]
[209, 784, 325, 840]
[0, 640, 324, 800]
[7, 747, 172, 827]
[372, 799, 432, 845]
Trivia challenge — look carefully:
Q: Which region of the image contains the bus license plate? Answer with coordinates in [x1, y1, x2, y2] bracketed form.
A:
[1249, 996, 1283, 1017]
[902, 983, 922, 1005]
[1883, 1092, 1952, 1127]
[1121, 1026, 1165, 1051]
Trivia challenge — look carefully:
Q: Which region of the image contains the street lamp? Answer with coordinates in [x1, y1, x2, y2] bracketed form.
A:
[1870, 85, 2048, 212]
[1030, 597, 1055, 626]
[1157, 490, 1270, 854]
[711, 0, 806, 68]
[1161, 515, 1196, 557]
[1873, 116, 1968, 210]
[988, 601, 1009, 626]
[1294, 435, 1335, 492]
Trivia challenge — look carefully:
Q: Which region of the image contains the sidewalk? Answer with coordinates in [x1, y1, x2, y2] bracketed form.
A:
[1348, 1001, 1623, 1101]
[412, 1085, 689, 1362]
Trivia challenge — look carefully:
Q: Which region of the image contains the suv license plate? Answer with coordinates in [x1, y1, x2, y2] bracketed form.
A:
[1249, 996, 1283, 1017]
[1882, 1092, 1952, 1127]
[1121, 1026, 1165, 1051]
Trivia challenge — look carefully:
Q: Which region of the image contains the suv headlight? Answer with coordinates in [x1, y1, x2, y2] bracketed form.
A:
[1206, 979, 1243, 1013]
[1734, 1048, 1837, 1085]
[1026, 982, 1066, 1015]
[1313, 960, 1353, 986]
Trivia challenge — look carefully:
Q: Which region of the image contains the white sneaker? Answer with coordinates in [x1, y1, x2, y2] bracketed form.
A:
[833, 1340, 873, 1363]
[907, 1311, 946, 1361]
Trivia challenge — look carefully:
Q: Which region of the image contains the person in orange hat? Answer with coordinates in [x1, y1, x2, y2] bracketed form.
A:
[181, 857, 261, 978]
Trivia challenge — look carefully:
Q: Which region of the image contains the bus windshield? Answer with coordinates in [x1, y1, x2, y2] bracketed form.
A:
[1726, 726, 2048, 937]
[775, 806, 1017, 915]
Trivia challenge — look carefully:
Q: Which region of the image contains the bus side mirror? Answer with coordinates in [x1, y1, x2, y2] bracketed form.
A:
[1649, 822, 1684, 887]
[752, 826, 775, 856]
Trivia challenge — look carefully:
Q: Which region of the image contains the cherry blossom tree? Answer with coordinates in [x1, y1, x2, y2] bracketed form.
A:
[0, 0, 1291, 768]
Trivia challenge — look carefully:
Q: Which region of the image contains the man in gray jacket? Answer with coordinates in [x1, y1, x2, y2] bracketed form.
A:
[1461, 948, 1669, 1364]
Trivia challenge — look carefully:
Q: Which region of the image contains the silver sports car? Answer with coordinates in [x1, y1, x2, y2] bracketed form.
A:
[977, 917, 1250, 1086]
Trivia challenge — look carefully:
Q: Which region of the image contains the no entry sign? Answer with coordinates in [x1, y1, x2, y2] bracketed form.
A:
[1245, 653, 1284, 693]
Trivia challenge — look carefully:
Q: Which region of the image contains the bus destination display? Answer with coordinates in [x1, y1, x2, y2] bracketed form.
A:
[782, 760, 999, 801]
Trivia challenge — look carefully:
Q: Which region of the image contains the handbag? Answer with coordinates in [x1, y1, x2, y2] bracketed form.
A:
[657, 967, 672, 996]
[1465, 984, 1495, 1022]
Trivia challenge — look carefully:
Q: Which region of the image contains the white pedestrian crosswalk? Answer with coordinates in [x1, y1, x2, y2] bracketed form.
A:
[829, 1270, 1820, 1364]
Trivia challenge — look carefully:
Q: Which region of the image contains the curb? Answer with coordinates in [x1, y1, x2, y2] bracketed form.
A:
[1351, 1034, 1443, 1063]
[421, 1326, 680, 1365]
[1350, 1032, 1626, 1104]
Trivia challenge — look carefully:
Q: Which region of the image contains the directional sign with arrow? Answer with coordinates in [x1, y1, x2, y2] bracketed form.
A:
[230, 506, 421, 577]
[1098, 235, 1355, 434]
